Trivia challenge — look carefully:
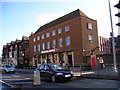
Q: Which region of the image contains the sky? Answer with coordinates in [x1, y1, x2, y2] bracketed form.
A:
[0, 0, 119, 57]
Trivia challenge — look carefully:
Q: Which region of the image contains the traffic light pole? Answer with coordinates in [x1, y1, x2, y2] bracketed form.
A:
[108, 0, 117, 71]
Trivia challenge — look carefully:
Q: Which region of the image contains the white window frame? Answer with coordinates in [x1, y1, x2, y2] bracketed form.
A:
[47, 41, 50, 49]
[42, 34, 44, 39]
[88, 34, 92, 43]
[34, 45, 36, 52]
[42, 43, 45, 50]
[52, 40, 56, 48]
[38, 44, 40, 51]
[52, 30, 56, 36]
[46, 32, 50, 38]
[58, 28, 62, 34]
[33, 38, 36, 42]
[88, 23, 92, 30]
[58, 38, 62, 47]
[37, 36, 40, 40]
[65, 25, 70, 32]
[66, 36, 71, 46]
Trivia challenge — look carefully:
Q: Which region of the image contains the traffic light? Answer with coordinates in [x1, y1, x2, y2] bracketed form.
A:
[110, 32, 113, 37]
[114, 1, 120, 26]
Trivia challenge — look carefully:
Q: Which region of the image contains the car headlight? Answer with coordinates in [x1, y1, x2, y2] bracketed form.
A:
[56, 73, 64, 75]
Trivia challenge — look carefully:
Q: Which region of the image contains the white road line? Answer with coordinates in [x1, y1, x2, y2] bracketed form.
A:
[0, 80, 14, 88]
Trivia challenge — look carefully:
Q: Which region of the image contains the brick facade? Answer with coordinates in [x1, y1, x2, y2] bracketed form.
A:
[29, 9, 99, 67]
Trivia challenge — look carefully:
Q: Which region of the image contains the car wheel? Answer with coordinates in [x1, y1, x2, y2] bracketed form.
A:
[51, 75, 56, 83]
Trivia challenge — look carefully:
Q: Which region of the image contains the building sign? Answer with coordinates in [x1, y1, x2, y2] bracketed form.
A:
[41, 49, 58, 54]
[91, 55, 97, 68]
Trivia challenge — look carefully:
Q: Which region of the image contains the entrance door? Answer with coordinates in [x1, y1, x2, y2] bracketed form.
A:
[68, 55, 72, 66]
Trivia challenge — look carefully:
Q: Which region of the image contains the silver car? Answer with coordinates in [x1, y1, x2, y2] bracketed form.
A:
[0, 64, 15, 73]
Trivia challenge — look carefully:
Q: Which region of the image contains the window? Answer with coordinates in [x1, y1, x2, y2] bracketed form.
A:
[52, 40, 56, 48]
[88, 23, 92, 30]
[46, 32, 50, 38]
[47, 42, 50, 49]
[52, 30, 56, 36]
[34, 45, 36, 52]
[42, 43, 45, 50]
[88, 34, 92, 43]
[58, 28, 62, 34]
[66, 36, 71, 46]
[37, 36, 40, 40]
[42, 34, 44, 39]
[38, 44, 40, 51]
[44, 65, 50, 70]
[65, 25, 70, 31]
[39, 65, 44, 70]
[33, 38, 36, 42]
[58, 38, 62, 47]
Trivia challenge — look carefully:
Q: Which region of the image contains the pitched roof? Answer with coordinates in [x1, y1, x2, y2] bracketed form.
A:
[35, 9, 88, 34]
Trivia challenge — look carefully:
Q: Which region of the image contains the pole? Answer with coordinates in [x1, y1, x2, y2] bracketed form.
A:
[108, 0, 117, 70]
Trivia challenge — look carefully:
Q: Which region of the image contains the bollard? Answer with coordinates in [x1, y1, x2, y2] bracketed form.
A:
[33, 70, 41, 85]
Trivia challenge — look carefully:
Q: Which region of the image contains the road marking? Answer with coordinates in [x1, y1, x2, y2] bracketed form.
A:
[0, 80, 14, 88]
[13, 75, 20, 77]
[25, 78, 32, 80]
[1, 78, 30, 81]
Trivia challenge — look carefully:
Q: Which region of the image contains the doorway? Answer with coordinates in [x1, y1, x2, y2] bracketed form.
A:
[68, 55, 73, 66]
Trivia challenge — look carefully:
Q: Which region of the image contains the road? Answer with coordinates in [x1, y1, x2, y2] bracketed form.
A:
[0, 69, 119, 89]
[0, 82, 11, 89]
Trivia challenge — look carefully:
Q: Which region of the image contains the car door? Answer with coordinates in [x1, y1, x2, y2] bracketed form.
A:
[44, 65, 52, 80]
[37, 65, 45, 80]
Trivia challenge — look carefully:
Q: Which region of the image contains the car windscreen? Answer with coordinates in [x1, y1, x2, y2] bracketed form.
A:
[49, 64, 62, 70]
[5, 65, 12, 68]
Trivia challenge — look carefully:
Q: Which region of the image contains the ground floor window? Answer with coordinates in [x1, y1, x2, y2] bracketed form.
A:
[33, 51, 74, 67]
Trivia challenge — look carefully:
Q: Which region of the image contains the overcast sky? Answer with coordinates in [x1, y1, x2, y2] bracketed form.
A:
[0, 0, 119, 57]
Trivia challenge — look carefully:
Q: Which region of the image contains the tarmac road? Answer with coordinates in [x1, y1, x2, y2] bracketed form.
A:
[1, 68, 120, 89]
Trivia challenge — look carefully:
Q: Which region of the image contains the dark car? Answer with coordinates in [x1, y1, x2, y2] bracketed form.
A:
[35, 64, 73, 82]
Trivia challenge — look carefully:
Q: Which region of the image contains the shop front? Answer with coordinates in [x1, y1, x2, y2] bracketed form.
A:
[32, 49, 75, 67]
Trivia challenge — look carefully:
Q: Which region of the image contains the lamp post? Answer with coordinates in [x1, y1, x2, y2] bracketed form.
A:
[108, 0, 117, 71]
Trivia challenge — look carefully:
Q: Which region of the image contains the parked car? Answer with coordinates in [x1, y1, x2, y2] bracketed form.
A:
[0, 64, 15, 73]
[35, 64, 73, 82]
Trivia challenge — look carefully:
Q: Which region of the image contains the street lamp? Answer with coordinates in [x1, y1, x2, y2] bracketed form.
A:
[108, 0, 117, 71]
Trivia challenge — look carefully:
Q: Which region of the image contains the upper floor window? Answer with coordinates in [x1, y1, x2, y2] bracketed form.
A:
[46, 32, 50, 38]
[34, 45, 36, 52]
[42, 34, 44, 39]
[33, 38, 36, 42]
[52, 30, 56, 36]
[58, 28, 62, 34]
[42, 43, 45, 50]
[38, 44, 40, 51]
[52, 40, 56, 48]
[66, 36, 71, 46]
[58, 38, 62, 47]
[47, 42, 50, 49]
[88, 34, 92, 43]
[65, 25, 70, 31]
[37, 36, 40, 40]
[88, 23, 92, 30]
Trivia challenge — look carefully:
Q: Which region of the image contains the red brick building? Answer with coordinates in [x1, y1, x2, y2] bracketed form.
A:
[29, 9, 99, 67]
[2, 36, 29, 68]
